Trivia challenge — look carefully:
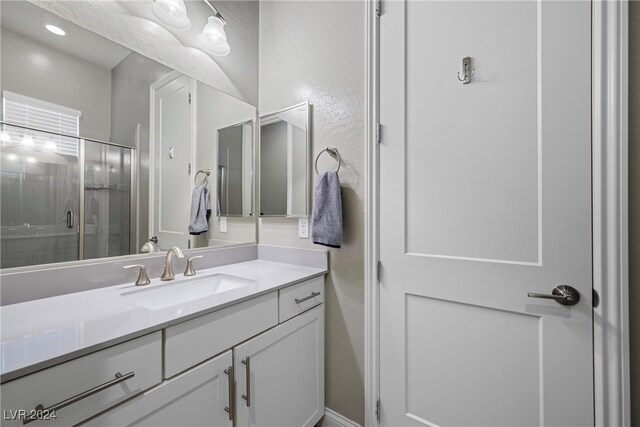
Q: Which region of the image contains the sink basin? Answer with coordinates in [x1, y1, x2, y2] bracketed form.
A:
[121, 273, 255, 310]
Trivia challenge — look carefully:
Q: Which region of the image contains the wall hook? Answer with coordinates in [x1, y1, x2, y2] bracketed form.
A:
[457, 56, 475, 84]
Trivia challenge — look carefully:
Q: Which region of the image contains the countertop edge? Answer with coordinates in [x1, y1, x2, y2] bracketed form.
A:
[0, 270, 327, 384]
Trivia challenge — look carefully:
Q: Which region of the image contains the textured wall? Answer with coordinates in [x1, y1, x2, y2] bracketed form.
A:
[29, 0, 259, 105]
[259, 1, 365, 423]
[629, 2, 639, 424]
[1, 28, 112, 141]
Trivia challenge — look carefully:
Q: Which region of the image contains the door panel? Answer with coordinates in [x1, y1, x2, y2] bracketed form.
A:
[152, 74, 192, 249]
[379, 1, 593, 426]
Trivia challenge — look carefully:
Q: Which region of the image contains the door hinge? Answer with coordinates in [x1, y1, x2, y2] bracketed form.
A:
[376, 260, 382, 282]
[188, 92, 192, 104]
[375, 398, 381, 423]
[375, 122, 382, 144]
[188, 162, 191, 175]
[375, 0, 382, 18]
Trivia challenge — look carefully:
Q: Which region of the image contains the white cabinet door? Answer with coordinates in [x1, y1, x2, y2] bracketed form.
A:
[234, 305, 324, 427]
[85, 351, 233, 427]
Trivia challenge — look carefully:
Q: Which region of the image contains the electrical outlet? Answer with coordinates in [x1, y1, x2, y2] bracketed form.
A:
[298, 217, 309, 239]
[220, 217, 227, 233]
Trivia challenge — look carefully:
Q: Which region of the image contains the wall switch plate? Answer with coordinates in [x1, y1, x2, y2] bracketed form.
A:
[298, 217, 309, 239]
[220, 217, 227, 233]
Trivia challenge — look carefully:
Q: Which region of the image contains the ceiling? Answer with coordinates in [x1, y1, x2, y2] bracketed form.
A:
[0, 1, 132, 70]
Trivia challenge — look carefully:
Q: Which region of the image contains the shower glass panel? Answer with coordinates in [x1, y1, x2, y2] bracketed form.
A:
[83, 141, 132, 260]
[0, 124, 80, 268]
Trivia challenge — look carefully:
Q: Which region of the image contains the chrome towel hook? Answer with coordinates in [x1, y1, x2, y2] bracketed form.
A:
[314, 147, 341, 174]
[194, 169, 211, 185]
[457, 56, 475, 84]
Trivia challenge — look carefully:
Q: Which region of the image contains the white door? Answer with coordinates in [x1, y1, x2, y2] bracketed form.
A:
[234, 306, 324, 427]
[379, 1, 593, 426]
[151, 74, 193, 250]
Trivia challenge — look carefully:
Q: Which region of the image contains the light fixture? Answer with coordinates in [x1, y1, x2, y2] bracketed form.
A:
[26, 156, 37, 164]
[197, 6, 230, 56]
[6, 153, 18, 161]
[21, 134, 34, 147]
[44, 24, 66, 36]
[0, 131, 12, 144]
[150, 0, 192, 31]
[43, 139, 57, 151]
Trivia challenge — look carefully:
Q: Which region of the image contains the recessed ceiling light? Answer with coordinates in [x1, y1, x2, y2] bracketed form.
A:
[45, 24, 66, 36]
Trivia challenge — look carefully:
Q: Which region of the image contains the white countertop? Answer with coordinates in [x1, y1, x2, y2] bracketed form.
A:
[0, 259, 326, 383]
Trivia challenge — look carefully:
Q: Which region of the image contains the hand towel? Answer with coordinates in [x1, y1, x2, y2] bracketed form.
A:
[311, 171, 343, 248]
[189, 184, 211, 235]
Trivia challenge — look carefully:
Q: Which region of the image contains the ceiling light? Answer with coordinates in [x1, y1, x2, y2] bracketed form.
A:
[6, 153, 18, 161]
[198, 15, 230, 56]
[26, 156, 37, 164]
[45, 24, 66, 36]
[150, 0, 192, 31]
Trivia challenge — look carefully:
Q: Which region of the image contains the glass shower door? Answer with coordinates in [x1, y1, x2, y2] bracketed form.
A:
[83, 140, 132, 260]
[0, 124, 80, 268]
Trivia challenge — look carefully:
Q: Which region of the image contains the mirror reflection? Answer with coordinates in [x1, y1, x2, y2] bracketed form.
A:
[0, 0, 257, 269]
[217, 121, 254, 217]
[259, 102, 310, 217]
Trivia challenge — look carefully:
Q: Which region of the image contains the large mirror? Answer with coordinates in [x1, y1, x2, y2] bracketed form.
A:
[0, 0, 257, 269]
[259, 102, 310, 217]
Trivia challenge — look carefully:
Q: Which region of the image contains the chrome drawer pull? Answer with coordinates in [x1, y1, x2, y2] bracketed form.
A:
[224, 366, 234, 420]
[23, 371, 135, 425]
[241, 357, 251, 407]
[295, 291, 321, 304]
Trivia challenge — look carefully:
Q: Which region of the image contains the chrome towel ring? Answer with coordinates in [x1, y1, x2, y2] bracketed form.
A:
[194, 169, 211, 185]
[314, 147, 341, 174]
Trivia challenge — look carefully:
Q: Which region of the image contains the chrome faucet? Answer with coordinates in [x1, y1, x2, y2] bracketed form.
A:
[161, 247, 185, 281]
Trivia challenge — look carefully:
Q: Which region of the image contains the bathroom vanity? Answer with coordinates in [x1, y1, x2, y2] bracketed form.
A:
[0, 250, 326, 427]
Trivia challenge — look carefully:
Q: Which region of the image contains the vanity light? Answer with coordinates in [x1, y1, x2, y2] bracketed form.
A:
[21, 134, 34, 147]
[150, 0, 192, 31]
[44, 24, 66, 36]
[43, 139, 57, 151]
[0, 131, 12, 144]
[198, 3, 230, 56]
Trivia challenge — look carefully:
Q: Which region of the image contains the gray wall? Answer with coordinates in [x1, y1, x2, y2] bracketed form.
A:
[0, 28, 112, 141]
[259, 1, 365, 423]
[260, 121, 288, 215]
[629, 2, 639, 424]
[110, 52, 173, 250]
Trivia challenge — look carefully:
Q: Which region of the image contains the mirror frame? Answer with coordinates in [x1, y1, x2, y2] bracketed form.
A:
[258, 101, 311, 218]
[216, 118, 255, 218]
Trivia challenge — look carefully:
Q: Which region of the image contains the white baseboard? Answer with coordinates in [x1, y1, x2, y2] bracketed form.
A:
[318, 407, 362, 427]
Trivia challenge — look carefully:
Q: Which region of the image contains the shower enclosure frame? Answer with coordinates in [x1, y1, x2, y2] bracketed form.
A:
[0, 120, 138, 261]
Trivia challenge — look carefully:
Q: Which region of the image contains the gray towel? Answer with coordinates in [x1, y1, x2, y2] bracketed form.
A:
[189, 184, 211, 235]
[312, 171, 342, 248]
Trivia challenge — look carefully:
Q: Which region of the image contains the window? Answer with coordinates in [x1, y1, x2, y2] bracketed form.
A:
[2, 91, 81, 157]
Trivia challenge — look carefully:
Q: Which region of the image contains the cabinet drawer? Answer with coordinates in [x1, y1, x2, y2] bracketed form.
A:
[84, 351, 233, 427]
[278, 276, 325, 323]
[0, 332, 162, 427]
[164, 292, 278, 378]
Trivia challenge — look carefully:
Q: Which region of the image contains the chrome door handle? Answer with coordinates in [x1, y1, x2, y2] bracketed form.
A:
[527, 285, 580, 306]
[23, 371, 134, 424]
[224, 365, 234, 421]
[241, 357, 250, 407]
[295, 291, 321, 304]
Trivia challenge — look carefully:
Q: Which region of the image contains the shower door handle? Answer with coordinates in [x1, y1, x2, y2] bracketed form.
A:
[66, 211, 74, 229]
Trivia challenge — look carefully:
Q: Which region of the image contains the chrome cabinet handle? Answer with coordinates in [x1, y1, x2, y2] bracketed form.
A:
[184, 255, 203, 276]
[241, 357, 250, 407]
[23, 371, 135, 424]
[224, 366, 234, 421]
[527, 285, 580, 306]
[295, 291, 321, 304]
